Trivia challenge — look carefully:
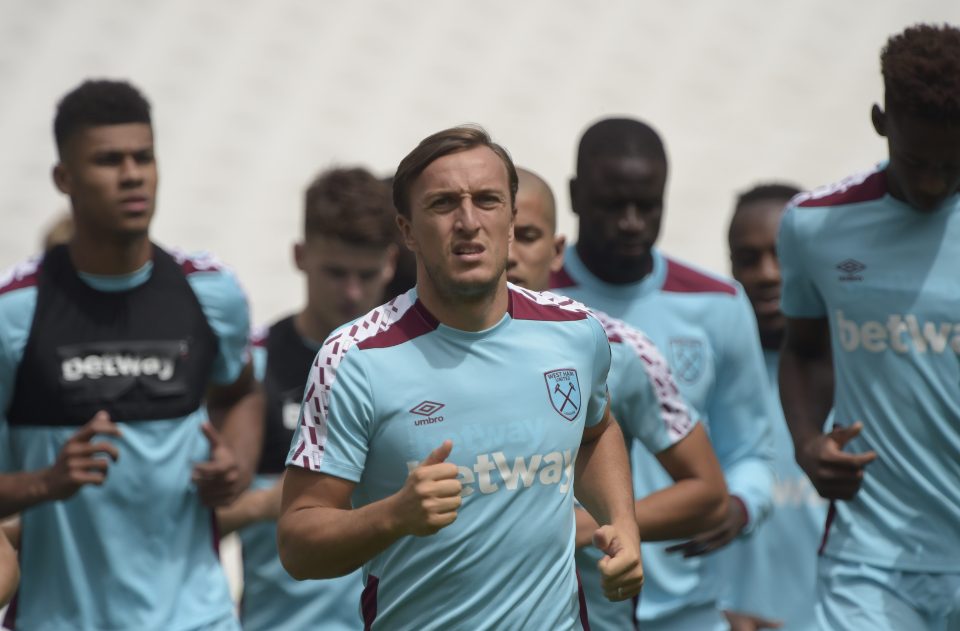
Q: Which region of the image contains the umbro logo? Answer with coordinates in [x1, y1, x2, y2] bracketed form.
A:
[410, 401, 445, 426]
[836, 258, 866, 282]
[410, 401, 444, 416]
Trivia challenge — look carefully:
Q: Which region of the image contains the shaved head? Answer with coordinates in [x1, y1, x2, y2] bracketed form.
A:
[516, 167, 557, 233]
[508, 167, 566, 291]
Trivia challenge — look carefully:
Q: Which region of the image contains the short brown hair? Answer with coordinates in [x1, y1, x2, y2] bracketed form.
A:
[392, 125, 518, 217]
[304, 167, 397, 248]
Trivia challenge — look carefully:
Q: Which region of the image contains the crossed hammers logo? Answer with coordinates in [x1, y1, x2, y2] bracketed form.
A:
[554, 382, 579, 414]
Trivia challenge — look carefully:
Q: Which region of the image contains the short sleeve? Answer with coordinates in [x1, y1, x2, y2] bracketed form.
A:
[286, 341, 374, 483]
[187, 269, 252, 385]
[608, 333, 696, 455]
[778, 205, 826, 318]
[584, 315, 612, 428]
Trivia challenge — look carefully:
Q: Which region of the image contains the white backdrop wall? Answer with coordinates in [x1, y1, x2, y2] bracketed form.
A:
[1, 0, 957, 325]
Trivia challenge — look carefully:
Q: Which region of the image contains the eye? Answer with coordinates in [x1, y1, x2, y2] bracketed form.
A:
[514, 227, 542, 243]
[475, 191, 505, 209]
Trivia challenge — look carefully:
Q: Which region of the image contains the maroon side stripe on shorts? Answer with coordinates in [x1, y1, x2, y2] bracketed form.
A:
[362, 574, 380, 630]
[576, 568, 592, 631]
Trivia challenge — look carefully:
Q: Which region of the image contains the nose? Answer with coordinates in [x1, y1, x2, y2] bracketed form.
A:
[454, 197, 481, 232]
[619, 205, 645, 232]
[758, 252, 781, 284]
[119, 155, 143, 185]
[343, 274, 364, 303]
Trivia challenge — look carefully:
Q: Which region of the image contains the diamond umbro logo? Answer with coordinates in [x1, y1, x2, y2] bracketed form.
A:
[836, 258, 866, 281]
[836, 259, 865, 274]
[410, 401, 445, 416]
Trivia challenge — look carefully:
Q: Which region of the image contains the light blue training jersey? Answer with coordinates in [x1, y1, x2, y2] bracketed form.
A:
[717, 349, 826, 630]
[575, 311, 698, 631]
[238, 343, 363, 631]
[779, 165, 960, 572]
[0, 250, 248, 631]
[552, 245, 775, 623]
[286, 286, 611, 631]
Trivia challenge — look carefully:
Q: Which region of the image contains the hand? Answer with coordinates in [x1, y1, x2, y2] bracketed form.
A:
[665, 496, 747, 558]
[574, 507, 599, 548]
[724, 610, 783, 630]
[43, 411, 121, 501]
[593, 524, 643, 602]
[797, 422, 877, 500]
[393, 441, 462, 537]
[193, 423, 246, 507]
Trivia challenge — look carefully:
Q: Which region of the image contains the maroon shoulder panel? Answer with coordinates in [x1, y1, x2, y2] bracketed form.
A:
[549, 266, 577, 289]
[662, 259, 737, 296]
[509, 288, 589, 322]
[357, 300, 439, 350]
[798, 170, 886, 208]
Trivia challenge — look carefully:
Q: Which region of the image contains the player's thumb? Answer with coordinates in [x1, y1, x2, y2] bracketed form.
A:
[420, 440, 453, 467]
[830, 422, 864, 448]
[200, 422, 222, 452]
[592, 525, 616, 554]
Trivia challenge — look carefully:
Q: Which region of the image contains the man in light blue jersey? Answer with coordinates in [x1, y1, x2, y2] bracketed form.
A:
[0, 80, 263, 630]
[217, 167, 397, 631]
[720, 183, 826, 631]
[278, 126, 643, 630]
[779, 24, 960, 631]
[509, 167, 728, 630]
[552, 117, 776, 631]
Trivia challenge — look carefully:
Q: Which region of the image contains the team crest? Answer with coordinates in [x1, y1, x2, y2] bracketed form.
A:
[544, 368, 581, 421]
[670, 338, 704, 384]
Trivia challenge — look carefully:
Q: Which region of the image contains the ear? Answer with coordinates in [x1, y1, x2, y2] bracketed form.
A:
[396, 214, 417, 253]
[871, 104, 887, 138]
[52, 163, 70, 195]
[568, 178, 580, 216]
[549, 234, 567, 273]
[293, 241, 306, 272]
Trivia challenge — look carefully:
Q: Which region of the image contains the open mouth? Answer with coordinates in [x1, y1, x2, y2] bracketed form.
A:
[452, 243, 486, 260]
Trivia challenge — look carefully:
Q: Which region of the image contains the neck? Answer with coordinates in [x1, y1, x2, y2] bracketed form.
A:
[417, 279, 509, 332]
[576, 241, 653, 284]
[293, 309, 334, 346]
[68, 232, 152, 275]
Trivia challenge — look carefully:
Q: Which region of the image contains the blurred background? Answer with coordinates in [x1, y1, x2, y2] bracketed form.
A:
[0, 0, 957, 324]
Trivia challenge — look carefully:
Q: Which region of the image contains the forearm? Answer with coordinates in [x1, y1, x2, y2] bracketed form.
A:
[0, 529, 17, 608]
[208, 382, 265, 484]
[278, 492, 404, 580]
[574, 422, 635, 529]
[634, 478, 728, 541]
[0, 470, 56, 517]
[779, 346, 834, 449]
[216, 483, 279, 536]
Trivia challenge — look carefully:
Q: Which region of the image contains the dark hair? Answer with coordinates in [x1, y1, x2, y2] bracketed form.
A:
[576, 117, 667, 176]
[734, 183, 802, 210]
[54, 79, 152, 152]
[728, 182, 801, 246]
[881, 23, 960, 121]
[392, 125, 518, 218]
[304, 167, 397, 248]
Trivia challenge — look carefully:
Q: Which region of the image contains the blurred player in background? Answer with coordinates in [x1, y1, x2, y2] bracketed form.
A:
[217, 166, 397, 631]
[509, 167, 728, 630]
[553, 117, 775, 631]
[721, 183, 825, 631]
[779, 24, 960, 630]
[0, 79, 262, 630]
[279, 126, 643, 630]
